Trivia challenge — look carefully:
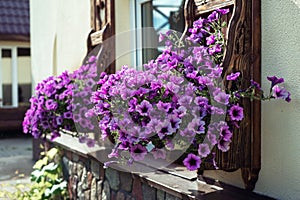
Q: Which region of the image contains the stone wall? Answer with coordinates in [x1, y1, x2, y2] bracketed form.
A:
[62, 149, 181, 200]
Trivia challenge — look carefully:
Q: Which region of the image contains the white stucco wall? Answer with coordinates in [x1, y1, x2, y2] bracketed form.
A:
[258, 0, 300, 199]
[30, 0, 90, 87]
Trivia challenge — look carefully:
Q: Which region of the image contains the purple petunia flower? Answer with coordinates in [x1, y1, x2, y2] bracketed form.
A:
[250, 80, 261, 90]
[228, 105, 244, 121]
[178, 95, 193, 107]
[267, 76, 284, 88]
[226, 72, 240, 81]
[220, 126, 232, 141]
[50, 131, 60, 141]
[79, 135, 87, 143]
[213, 91, 229, 105]
[272, 85, 291, 102]
[157, 101, 171, 112]
[208, 44, 222, 55]
[45, 99, 58, 110]
[156, 121, 173, 139]
[198, 143, 211, 158]
[218, 139, 231, 152]
[136, 100, 153, 116]
[207, 11, 219, 22]
[63, 111, 73, 119]
[86, 138, 96, 147]
[206, 35, 216, 45]
[183, 153, 201, 171]
[130, 144, 147, 161]
[217, 8, 230, 15]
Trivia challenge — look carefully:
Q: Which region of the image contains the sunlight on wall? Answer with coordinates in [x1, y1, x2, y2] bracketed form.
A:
[258, 0, 300, 199]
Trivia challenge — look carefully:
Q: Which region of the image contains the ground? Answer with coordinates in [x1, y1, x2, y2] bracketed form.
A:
[0, 137, 34, 199]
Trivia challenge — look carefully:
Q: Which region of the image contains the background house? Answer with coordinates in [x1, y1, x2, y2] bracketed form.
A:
[0, 0, 31, 132]
[29, 0, 300, 199]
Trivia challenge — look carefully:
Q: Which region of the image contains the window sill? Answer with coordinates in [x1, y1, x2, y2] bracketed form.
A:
[49, 133, 274, 200]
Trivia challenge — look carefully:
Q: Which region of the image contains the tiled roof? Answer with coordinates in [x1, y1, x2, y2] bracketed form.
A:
[0, 0, 30, 36]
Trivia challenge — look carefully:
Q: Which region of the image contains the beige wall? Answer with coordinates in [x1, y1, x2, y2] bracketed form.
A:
[30, 0, 91, 88]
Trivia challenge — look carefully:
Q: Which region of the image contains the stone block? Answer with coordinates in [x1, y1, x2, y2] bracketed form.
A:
[142, 183, 156, 200]
[91, 178, 97, 200]
[102, 181, 111, 200]
[91, 159, 100, 179]
[97, 180, 103, 200]
[105, 168, 120, 191]
[116, 191, 126, 200]
[157, 190, 165, 200]
[120, 172, 133, 192]
[84, 189, 91, 200]
[165, 193, 181, 200]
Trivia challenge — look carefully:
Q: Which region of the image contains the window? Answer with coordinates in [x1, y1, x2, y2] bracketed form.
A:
[0, 46, 32, 107]
[131, 0, 185, 69]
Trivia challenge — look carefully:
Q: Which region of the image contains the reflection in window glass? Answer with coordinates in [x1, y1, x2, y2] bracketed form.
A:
[141, 0, 185, 63]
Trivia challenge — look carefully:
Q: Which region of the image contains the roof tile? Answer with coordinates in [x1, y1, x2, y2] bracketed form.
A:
[0, 0, 30, 36]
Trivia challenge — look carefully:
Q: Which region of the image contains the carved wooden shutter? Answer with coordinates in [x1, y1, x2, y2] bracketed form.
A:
[183, 0, 261, 191]
[88, 0, 115, 74]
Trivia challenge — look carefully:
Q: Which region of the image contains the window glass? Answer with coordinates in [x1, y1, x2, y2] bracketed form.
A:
[140, 0, 185, 64]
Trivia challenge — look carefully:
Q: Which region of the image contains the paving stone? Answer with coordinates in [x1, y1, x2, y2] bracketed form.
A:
[120, 172, 133, 192]
[105, 167, 120, 190]
[142, 183, 156, 200]
[102, 181, 111, 200]
[157, 190, 165, 200]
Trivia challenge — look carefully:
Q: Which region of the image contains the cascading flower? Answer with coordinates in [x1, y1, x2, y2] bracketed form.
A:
[91, 8, 291, 171]
[23, 56, 99, 146]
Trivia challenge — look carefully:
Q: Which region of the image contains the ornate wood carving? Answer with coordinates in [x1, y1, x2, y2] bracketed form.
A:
[194, 0, 234, 14]
[184, 0, 261, 191]
[88, 0, 115, 74]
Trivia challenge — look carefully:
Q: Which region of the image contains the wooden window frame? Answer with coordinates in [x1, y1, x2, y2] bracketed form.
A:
[88, 0, 116, 74]
[182, 0, 261, 191]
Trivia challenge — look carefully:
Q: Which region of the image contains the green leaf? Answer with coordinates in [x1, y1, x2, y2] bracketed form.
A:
[42, 162, 58, 172]
[46, 148, 58, 160]
[31, 169, 44, 182]
[33, 157, 48, 169]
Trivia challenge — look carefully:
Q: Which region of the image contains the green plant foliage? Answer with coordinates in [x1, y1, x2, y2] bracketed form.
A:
[0, 147, 69, 200]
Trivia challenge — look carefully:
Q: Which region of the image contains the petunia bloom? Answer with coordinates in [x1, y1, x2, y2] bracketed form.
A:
[130, 144, 147, 161]
[267, 76, 284, 88]
[198, 143, 211, 158]
[272, 85, 291, 102]
[228, 105, 244, 121]
[183, 153, 201, 171]
[226, 72, 240, 81]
